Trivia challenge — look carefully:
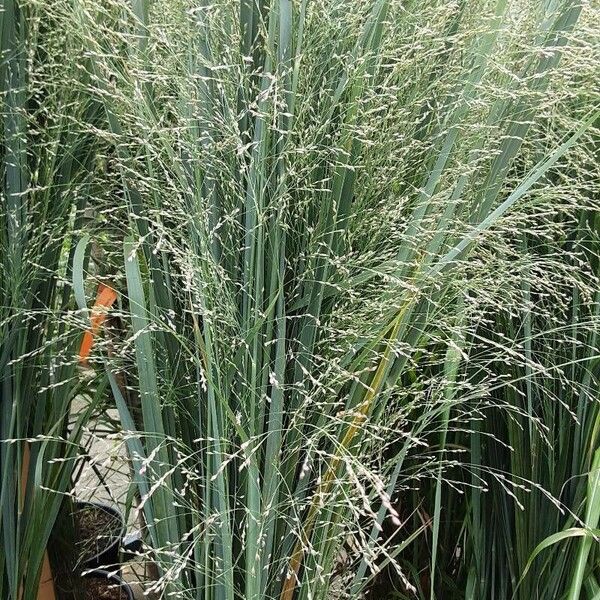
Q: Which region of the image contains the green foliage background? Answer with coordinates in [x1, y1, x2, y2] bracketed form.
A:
[1, 0, 599, 599]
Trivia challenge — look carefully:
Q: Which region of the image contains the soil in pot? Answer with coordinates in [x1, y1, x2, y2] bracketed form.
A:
[82, 575, 131, 600]
[74, 503, 123, 566]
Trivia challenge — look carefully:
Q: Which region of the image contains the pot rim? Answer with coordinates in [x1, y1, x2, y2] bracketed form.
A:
[82, 568, 135, 600]
[74, 500, 126, 568]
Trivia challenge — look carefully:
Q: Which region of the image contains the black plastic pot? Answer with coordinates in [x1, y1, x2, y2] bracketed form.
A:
[82, 569, 135, 600]
[74, 501, 126, 569]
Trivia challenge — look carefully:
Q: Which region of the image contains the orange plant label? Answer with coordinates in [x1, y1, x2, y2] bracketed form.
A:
[78, 283, 118, 365]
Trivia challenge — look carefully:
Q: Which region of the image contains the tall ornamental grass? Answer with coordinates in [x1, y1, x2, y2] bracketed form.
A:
[64, 0, 599, 599]
[1, 0, 598, 599]
[0, 1, 104, 597]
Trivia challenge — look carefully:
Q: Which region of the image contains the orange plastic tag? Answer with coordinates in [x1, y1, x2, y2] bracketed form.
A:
[78, 283, 118, 365]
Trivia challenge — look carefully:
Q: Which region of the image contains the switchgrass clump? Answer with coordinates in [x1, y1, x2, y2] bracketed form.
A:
[68, 1, 599, 598]
[0, 1, 106, 597]
[2, 0, 599, 599]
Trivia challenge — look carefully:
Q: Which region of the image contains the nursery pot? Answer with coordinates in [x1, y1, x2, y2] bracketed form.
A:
[82, 569, 134, 600]
[74, 501, 126, 569]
